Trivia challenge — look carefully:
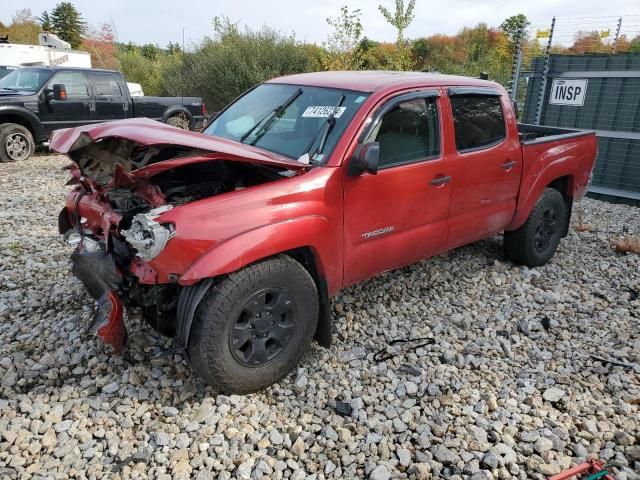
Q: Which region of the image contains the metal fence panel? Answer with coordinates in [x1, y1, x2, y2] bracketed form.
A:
[521, 53, 640, 200]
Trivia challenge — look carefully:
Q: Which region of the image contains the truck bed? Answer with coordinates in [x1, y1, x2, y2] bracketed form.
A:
[516, 123, 598, 210]
[518, 123, 595, 145]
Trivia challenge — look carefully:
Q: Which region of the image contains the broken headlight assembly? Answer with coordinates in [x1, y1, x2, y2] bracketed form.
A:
[121, 206, 175, 261]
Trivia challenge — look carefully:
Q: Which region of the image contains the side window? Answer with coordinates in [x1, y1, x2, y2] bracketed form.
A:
[91, 73, 122, 96]
[50, 71, 88, 97]
[450, 95, 506, 151]
[368, 97, 440, 167]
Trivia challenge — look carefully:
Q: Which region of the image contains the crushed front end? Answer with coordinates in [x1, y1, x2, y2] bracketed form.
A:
[59, 189, 181, 351]
[53, 119, 305, 352]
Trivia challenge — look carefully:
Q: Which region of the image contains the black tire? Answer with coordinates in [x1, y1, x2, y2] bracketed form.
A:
[504, 188, 567, 267]
[188, 255, 319, 394]
[166, 113, 190, 130]
[0, 123, 35, 162]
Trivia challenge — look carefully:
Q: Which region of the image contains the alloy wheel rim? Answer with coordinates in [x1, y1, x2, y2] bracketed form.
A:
[230, 288, 296, 367]
[6, 133, 29, 161]
[534, 208, 558, 252]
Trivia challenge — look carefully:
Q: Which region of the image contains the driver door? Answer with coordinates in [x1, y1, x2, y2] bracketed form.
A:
[343, 91, 452, 285]
[39, 70, 92, 134]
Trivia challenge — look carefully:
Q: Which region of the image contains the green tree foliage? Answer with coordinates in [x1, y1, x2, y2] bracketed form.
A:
[161, 18, 318, 110]
[50, 2, 86, 49]
[116, 43, 181, 95]
[39, 11, 53, 32]
[378, 0, 416, 46]
[323, 6, 364, 70]
[0, 9, 42, 45]
[499, 14, 530, 46]
[411, 24, 513, 85]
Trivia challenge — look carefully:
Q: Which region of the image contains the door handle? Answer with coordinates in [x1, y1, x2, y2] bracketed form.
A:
[429, 175, 451, 186]
[501, 160, 517, 170]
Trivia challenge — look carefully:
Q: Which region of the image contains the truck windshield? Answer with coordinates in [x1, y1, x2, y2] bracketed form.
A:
[0, 68, 52, 92]
[204, 84, 368, 164]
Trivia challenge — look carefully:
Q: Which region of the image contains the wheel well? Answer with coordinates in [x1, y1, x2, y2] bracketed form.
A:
[547, 176, 573, 237]
[0, 114, 36, 139]
[166, 109, 193, 127]
[284, 247, 332, 348]
[547, 175, 573, 200]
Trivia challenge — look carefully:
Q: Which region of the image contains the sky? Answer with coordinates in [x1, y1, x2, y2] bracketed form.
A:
[3, 0, 640, 47]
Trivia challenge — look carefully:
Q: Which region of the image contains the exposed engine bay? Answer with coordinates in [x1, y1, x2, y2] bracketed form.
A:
[68, 138, 294, 222]
[53, 125, 307, 349]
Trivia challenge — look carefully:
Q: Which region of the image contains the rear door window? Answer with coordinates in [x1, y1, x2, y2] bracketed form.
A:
[450, 95, 505, 151]
[90, 72, 123, 97]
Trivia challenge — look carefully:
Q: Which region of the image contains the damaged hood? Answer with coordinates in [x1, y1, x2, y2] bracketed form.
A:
[49, 118, 308, 174]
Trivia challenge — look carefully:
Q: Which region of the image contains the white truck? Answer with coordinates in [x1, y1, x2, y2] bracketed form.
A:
[0, 33, 92, 72]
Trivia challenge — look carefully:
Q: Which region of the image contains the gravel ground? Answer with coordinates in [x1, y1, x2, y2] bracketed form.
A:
[0, 154, 639, 480]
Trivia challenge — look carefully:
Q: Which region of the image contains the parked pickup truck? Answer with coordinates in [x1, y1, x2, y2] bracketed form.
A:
[53, 71, 597, 393]
[0, 66, 206, 162]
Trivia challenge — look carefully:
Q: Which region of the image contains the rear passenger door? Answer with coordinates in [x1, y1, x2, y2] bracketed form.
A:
[88, 71, 128, 121]
[343, 91, 452, 284]
[445, 88, 522, 249]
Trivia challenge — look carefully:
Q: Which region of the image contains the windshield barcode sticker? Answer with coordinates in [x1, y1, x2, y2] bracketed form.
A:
[302, 106, 347, 118]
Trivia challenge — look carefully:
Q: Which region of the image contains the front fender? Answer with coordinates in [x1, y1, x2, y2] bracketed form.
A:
[179, 215, 342, 294]
[0, 105, 46, 142]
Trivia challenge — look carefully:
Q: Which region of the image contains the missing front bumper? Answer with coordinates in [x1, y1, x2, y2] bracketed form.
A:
[89, 291, 126, 352]
[70, 241, 127, 351]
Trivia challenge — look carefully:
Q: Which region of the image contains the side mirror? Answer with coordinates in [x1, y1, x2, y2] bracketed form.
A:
[52, 84, 67, 100]
[348, 142, 380, 176]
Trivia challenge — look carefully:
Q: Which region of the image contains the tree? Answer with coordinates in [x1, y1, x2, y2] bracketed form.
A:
[569, 31, 608, 53]
[81, 23, 118, 69]
[378, 0, 416, 47]
[140, 43, 161, 60]
[50, 2, 86, 49]
[166, 42, 182, 55]
[39, 11, 53, 31]
[500, 14, 529, 46]
[323, 6, 364, 70]
[378, 0, 416, 69]
[159, 19, 316, 109]
[0, 9, 41, 44]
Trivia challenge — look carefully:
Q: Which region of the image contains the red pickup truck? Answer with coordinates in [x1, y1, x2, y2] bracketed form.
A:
[53, 71, 597, 393]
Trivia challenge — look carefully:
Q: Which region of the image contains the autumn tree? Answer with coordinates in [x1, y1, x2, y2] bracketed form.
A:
[50, 2, 86, 48]
[81, 23, 118, 69]
[570, 31, 608, 53]
[0, 9, 41, 44]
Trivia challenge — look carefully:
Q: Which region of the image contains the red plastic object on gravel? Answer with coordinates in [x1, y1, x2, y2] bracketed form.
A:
[548, 459, 615, 480]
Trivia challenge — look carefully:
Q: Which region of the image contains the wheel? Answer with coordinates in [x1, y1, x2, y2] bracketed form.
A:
[188, 255, 319, 394]
[504, 188, 567, 267]
[166, 113, 190, 130]
[0, 123, 35, 162]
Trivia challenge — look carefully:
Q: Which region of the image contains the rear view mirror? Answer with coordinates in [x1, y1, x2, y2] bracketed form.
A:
[52, 84, 67, 100]
[348, 142, 380, 176]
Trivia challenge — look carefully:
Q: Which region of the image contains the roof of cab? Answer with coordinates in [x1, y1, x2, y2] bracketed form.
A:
[267, 71, 502, 93]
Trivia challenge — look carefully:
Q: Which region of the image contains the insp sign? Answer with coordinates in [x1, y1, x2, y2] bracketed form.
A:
[549, 79, 588, 106]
